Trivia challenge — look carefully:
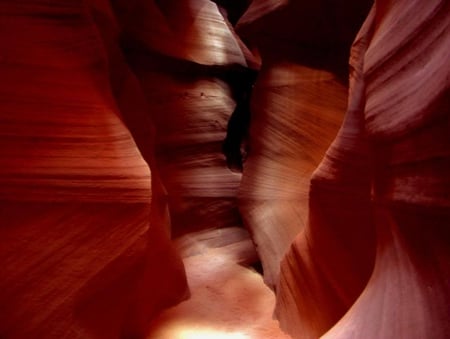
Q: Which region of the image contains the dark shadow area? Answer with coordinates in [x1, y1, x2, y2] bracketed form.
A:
[121, 42, 259, 174]
[212, 0, 253, 26]
[221, 67, 257, 172]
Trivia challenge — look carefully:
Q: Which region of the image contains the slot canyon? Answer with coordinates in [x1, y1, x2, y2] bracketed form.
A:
[0, 0, 449, 338]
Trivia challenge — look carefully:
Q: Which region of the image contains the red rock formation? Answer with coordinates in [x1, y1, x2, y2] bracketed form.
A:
[0, 1, 187, 337]
[113, 0, 252, 67]
[1, 0, 449, 338]
[236, 0, 372, 288]
[276, 1, 450, 338]
[238, 63, 349, 287]
[114, 0, 260, 237]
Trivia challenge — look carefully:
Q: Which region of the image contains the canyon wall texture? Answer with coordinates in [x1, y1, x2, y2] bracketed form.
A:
[1, 0, 449, 338]
[114, 0, 258, 238]
[0, 1, 188, 337]
[274, 0, 450, 338]
[236, 0, 372, 288]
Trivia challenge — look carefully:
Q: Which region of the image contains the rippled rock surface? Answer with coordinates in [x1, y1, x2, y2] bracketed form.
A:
[0, 1, 187, 337]
[276, 1, 450, 338]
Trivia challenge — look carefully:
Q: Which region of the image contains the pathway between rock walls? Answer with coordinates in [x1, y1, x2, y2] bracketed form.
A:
[121, 32, 291, 337]
[128, 68, 292, 338]
[123, 53, 292, 339]
[145, 227, 291, 339]
[117, 2, 292, 337]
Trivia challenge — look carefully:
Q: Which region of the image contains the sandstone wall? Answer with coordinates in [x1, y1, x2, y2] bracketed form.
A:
[236, 0, 372, 288]
[0, 1, 187, 337]
[114, 0, 257, 237]
[1, 1, 448, 338]
[275, 1, 450, 338]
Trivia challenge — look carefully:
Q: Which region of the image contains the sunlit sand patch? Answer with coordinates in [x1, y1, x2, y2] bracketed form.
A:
[166, 326, 248, 339]
[146, 228, 291, 339]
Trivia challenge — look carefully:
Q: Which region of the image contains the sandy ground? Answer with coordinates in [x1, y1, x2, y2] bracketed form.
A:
[145, 228, 291, 339]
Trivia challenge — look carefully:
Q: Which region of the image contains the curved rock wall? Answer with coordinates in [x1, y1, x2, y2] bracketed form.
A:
[113, 0, 251, 67]
[114, 0, 258, 237]
[276, 1, 450, 338]
[0, 1, 187, 337]
[1, 0, 449, 338]
[238, 63, 348, 287]
[236, 0, 372, 288]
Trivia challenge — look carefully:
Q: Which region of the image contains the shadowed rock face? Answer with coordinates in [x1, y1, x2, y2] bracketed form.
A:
[1, 0, 259, 335]
[1, 0, 449, 338]
[112, 0, 262, 238]
[236, 0, 373, 288]
[211, 0, 253, 26]
[222, 67, 258, 172]
[0, 1, 188, 337]
[275, 1, 450, 338]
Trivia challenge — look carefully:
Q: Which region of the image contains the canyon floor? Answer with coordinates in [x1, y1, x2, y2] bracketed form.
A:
[146, 227, 291, 339]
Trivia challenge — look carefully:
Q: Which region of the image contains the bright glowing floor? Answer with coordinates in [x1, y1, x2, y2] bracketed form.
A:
[145, 228, 291, 339]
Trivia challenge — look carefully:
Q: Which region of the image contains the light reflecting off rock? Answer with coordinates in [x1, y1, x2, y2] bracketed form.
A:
[145, 228, 291, 339]
[177, 328, 248, 339]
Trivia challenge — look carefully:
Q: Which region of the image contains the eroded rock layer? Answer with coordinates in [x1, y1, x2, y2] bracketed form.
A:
[276, 1, 450, 338]
[0, 1, 187, 337]
[115, 0, 259, 238]
[236, 0, 372, 288]
[1, 0, 449, 338]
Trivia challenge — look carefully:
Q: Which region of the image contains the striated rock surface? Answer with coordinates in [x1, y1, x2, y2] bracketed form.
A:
[113, 0, 253, 67]
[237, 0, 288, 28]
[0, 1, 187, 337]
[238, 64, 348, 287]
[127, 62, 243, 237]
[276, 1, 450, 338]
[236, 0, 372, 287]
[114, 0, 260, 238]
[2, 0, 448, 338]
